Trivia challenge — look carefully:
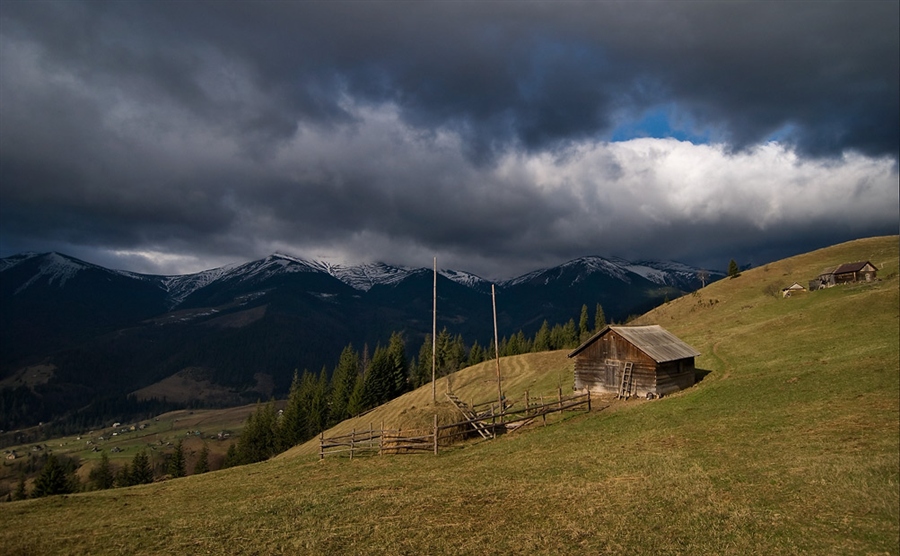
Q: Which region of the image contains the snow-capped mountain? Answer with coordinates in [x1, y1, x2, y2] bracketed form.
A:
[0, 249, 718, 430]
[501, 256, 717, 291]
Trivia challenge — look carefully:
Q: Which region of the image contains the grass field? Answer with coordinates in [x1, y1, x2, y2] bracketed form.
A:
[1, 235, 897, 555]
[0, 403, 261, 492]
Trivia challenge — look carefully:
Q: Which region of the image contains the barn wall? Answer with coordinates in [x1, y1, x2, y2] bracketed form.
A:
[656, 359, 695, 395]
[573, 331, 657, 394]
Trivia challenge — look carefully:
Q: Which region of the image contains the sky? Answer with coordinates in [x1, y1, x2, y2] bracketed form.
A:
[1, 1, 897, 280]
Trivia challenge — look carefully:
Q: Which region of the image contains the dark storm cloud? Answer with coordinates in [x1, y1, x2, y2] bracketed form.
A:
[0, 1, 897, 277]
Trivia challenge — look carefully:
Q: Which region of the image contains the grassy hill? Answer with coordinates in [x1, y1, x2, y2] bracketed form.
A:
[1, 236, 897, 555]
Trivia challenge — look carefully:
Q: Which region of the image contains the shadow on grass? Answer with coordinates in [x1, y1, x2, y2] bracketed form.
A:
[694, 368, 713, 384]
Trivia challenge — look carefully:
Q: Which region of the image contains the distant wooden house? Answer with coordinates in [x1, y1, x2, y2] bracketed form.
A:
[781, 282, 806, 298]
[810, 261, 878, 290]
[568, 325, 700, 398]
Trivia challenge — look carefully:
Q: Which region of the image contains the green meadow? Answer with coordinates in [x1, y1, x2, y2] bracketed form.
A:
[1, 236, 897, 555]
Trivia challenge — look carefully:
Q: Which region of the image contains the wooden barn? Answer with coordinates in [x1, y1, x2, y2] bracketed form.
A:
[811, 261, 878, 290]
[568, 325, 700, 398]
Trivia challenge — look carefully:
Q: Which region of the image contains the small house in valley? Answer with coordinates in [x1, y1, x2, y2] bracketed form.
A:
[810, 261, 878, 290]
[568, 325, 700, 398]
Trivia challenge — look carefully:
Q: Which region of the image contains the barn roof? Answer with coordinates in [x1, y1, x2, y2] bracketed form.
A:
[567, 324, 701, 363]
[833, 261, 875, 274]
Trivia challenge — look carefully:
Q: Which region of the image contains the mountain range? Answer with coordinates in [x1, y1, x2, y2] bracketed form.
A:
[0, 251, 721, 430]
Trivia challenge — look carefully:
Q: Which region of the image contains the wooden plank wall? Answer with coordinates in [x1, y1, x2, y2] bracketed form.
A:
[574, 331, 696, 396]
[574, 330, 657, 394]
[656, 359, 695, 395]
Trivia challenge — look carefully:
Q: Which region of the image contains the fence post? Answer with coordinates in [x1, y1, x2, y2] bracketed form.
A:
[558, 386, 562, 409]
[525, 390, 530, 415]
[350, 428, 355, 460]
[319, 431, 324, 460]
[587, 390, 591, 412]
[433, 414, 439, 456]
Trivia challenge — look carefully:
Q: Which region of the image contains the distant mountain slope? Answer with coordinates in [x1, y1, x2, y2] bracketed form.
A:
[0, 250, 719, 429]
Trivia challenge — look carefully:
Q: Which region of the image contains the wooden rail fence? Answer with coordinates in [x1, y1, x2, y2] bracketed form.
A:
[319, 390, 593, 459]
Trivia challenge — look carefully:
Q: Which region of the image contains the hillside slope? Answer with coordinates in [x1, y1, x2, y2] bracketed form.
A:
[1, 236, 897, 555]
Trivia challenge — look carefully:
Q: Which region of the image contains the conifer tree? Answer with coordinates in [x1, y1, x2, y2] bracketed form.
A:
[193, 444, 210, 475]
[728, 259, 741, 279]
[278, 371, 308, 450]
[167, 439, 186, 478]
[346, 372, 367, 417]
[329, 345, 360, 424]
[363, 344, 393, 409]
[533, 320, 551, 352]
[435, 328, 454, 377]
[594, 303, 606, 332]
[237, 401, 278, 464]
[115, 462, 132, 487]
[387, 332, 409, 397]
[307, 368, 330, 437]
[468, 340, 486, 365]
[130, 449, 154, 485]
[32, 454, 74, 497]
[222, 444, 239, 469]
[13, 472, 27, 500]
[579, 304, 590, 341]
[414, 336, 433, 388]
[89, 451, 115, 490]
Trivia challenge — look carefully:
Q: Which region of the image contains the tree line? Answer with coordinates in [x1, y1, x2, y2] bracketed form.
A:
[4, 439, 212, 501]
[228, 303, 608, 465]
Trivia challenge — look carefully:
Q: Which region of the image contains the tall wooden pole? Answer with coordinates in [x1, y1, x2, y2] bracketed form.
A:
[432, 257, 437, 403]
[492, 284, 503, 410]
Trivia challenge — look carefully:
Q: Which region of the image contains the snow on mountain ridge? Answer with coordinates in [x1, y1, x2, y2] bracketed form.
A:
[326, 262, 417, 291]
[13, 252, 97, 294]
[2, 251, 715, 304]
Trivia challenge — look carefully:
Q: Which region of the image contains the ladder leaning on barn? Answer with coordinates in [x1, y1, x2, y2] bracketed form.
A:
[617, 362, 634, 400]
[445, 393, 494, 439]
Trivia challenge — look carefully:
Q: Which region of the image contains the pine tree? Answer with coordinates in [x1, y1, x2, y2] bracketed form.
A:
[414, 336, 433, 388]
[346, 372, 367, 417]
[307, 368, 330, 438]
[386, 332, 409, 397]
[115, 463, 132, 487]
[13, 472, 27, 500]
[329, 345, 360, 424]
[468, 340, 486, 365]
[363, 344, 392, 409]
[237, 401, 278, 464]
[130, 449, 154, 485]
[167, 439, 186, 478]
[579, 304, 590, 341]
[563, 319, 578, 348]
[728, 259, 741, 279]
[32, 454, 74, 497]
[222, 444, 239, 468]
[435, 328, 454, 377]
[533, 320, 551, 352]
[594, 303, 606, 332]
[278, 371, 308, 450]
[89, 451, 115, 490]
[193, 443, 210, 475]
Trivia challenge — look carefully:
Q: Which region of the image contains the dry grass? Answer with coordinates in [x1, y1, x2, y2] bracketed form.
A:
[1, 235, 897, 555]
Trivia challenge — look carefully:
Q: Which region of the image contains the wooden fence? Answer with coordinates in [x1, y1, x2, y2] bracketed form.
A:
[319, 390, 592, 459]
